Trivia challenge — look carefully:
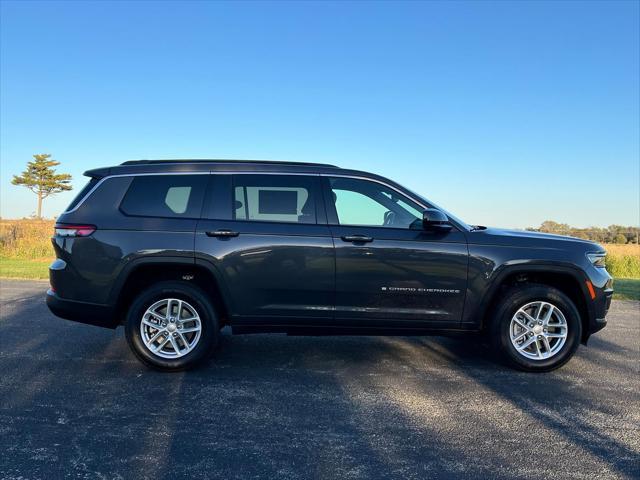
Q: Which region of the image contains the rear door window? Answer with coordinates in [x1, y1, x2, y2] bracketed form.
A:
[233, 175, 317, 224]
[120, 175, 208, 218]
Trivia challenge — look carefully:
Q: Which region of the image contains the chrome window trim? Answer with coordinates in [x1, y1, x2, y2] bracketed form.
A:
[320, 174, 467, 232]
[319, 173, 430, 211]
[60, 171, 211, 215]
[61, 170, 444, 227]
[61, 177, 108, 215]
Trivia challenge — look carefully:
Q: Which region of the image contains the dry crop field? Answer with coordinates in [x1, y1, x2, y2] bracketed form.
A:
[1, 219, 638, 299]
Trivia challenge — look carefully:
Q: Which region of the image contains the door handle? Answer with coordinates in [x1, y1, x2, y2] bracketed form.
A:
[206, 229, 239, 238]
[341, 235, 373, 243]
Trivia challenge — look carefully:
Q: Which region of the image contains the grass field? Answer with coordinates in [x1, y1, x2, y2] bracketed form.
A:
[610, 278, 640, 301]
[0, 258, 51, 280]
[1, 219, 639, 300]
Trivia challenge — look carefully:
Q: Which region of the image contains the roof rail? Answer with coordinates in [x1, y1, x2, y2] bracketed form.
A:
[120, 159, 339, 168]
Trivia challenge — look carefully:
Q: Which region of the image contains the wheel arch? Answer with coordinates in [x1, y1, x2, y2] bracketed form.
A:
[110, 257, 231, 326]
[478, 264, 593, 343]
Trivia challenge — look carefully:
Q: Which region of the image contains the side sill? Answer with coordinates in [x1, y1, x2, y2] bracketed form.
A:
[231, 325, 479, 337]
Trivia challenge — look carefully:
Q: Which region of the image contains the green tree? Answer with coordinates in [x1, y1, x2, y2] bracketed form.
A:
[11, 154, 72, 218]
[538, 220, 571, 234]
[614, 233, 628, 244]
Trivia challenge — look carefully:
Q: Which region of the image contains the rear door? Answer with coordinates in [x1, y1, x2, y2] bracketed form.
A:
[323, 176, 468, 328]
[195, 174, 335, 325]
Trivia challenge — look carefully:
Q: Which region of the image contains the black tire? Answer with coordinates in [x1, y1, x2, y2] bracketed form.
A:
[124, 281, 219, 371]
[490, 284, 582, 372]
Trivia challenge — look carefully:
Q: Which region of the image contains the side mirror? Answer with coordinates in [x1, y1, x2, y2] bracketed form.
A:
[422, 208, 452, 231]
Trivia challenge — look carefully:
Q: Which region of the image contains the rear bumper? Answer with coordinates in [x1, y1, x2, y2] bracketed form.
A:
[46, 289, 118, 329]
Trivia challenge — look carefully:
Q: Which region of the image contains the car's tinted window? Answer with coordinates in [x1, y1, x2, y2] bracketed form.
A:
[328, 177, 423, 228]
[120, 175, 207, 218]
[64, 177, 99, 211]
[233, 175, 317, 224]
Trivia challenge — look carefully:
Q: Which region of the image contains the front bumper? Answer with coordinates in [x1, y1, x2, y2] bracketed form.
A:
[582, 274, 613, 342]
[589, 289, 612, 334]
[46, 289, 118, 329]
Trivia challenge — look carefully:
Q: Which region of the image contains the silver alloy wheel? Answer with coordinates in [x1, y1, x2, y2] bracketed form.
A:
[140, 298, 202, 359]
[509, 301, 568, 361]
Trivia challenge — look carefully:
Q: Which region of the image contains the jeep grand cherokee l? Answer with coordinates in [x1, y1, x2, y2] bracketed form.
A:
[46, 160, 613, 372]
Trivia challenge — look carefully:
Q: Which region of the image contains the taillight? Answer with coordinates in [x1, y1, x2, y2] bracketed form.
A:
[54, 224, 96, 237]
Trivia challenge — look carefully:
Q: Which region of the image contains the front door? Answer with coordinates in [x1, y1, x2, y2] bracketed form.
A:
[323, 176, 468, 328]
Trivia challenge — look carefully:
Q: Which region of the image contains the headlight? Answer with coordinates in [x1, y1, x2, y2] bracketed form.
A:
[587, 253, 606, 268]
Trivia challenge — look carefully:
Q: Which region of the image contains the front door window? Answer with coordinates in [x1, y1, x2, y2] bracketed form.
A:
[328, 177, 422, 229]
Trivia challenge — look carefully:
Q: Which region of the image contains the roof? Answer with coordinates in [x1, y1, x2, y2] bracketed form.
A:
[120, 159, 338, 168]
[85, 159, 341, 178]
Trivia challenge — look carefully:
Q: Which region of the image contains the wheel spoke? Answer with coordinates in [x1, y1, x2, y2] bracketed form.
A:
[542, 336, 552, 354]
[146, 312, 166, 325]
[168, 335, 180, 353]
[518, 310, 536, 324]
[547, 322, 566, 330]
[167, 299, 176, 317]
[177, 331, 191, 351]
[513, 317, 529, 330]
[142, 318, 162, 329]
[542, 305, 555, 324]
[152, 336, 170, 352]
[534, 339, 542, 358]
[546, 332, 566, 338]
[180, 326, 200, 333]
[517, 336, 536, 351]
[513, 331, 528, 343]
[148, 330, 164, 344]
[534, 302, 545, 321]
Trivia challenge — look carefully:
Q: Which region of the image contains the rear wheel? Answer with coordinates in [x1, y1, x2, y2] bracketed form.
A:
[125, 281, 218, 371]
[490, 284, 582, 372]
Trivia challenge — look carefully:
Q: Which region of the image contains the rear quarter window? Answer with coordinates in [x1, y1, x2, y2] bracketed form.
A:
[120, 175, 208, 218]
[64, 178, 99, 212]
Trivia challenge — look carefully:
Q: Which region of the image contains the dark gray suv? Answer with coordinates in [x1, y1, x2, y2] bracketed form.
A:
[46, 160, 613, 372]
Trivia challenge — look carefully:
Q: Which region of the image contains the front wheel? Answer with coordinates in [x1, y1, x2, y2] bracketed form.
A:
[490, 284, 582, 372]
[125, 281, 219, 371]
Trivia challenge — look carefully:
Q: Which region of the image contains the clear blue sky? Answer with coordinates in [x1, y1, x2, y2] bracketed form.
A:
[1, 0, 638, 228]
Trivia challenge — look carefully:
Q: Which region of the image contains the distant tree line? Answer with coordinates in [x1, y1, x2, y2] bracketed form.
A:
[527, 221, 639, 244]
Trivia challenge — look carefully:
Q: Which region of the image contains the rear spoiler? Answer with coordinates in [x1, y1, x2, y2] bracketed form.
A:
[83, 167, 111, 179]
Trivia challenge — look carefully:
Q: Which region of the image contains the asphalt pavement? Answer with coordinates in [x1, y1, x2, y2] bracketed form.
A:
[0, 279, 638, 480]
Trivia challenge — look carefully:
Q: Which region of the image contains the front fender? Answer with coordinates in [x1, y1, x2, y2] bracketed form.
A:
[464, 260, 593, 333]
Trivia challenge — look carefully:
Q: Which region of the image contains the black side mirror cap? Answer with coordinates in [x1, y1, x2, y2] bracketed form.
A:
[422, 208, 452, 231]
